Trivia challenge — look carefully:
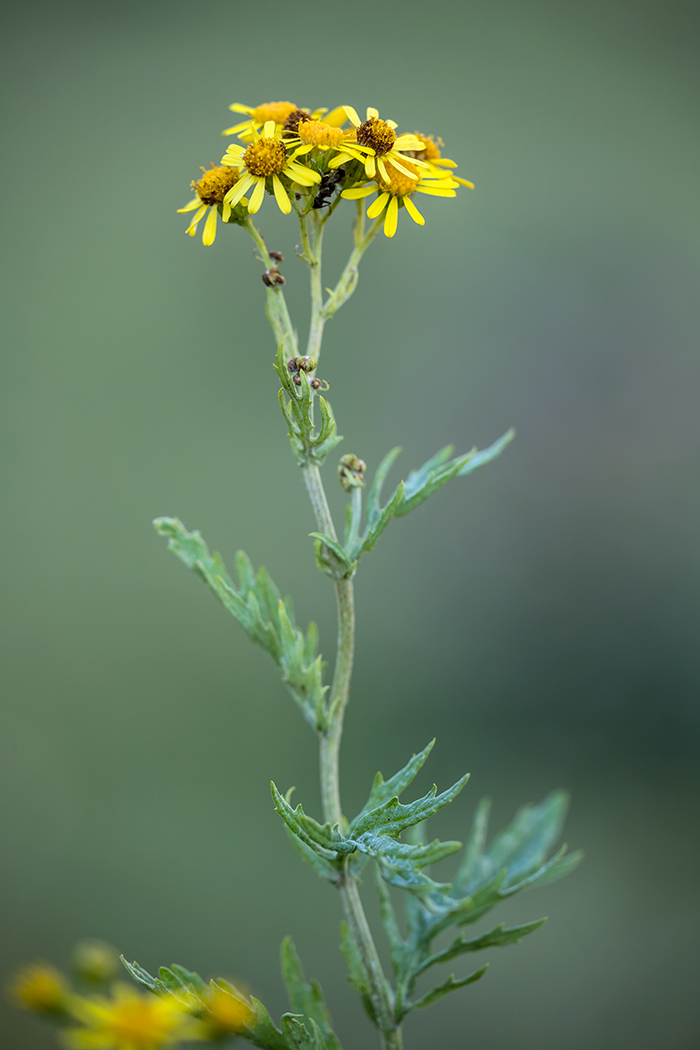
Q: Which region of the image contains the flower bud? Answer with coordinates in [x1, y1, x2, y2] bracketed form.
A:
[72, 940, 120, 984]
[338, 454, 366, 491]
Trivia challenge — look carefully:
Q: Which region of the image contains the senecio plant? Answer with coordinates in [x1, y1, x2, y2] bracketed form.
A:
[13, 99, 582, 1050]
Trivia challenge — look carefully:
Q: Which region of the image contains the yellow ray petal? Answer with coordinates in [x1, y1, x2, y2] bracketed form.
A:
[415, 186, 457, 197]
[225, 173, 255, 206]
[324, 106, 348, 127]
[222, 201, 231, 222]
[248, 178, 266, 213]
[366, 107, 379, 120]
[343, 105, 361, 127]
[366, 192, 389, 219]
[263, 120, 275, 138]
[185, 204, 207, 234]
[222, 120, 253, 135]
[341, 185, 376, 199]
[311, 108, 327, 119]
[435, 158, 458, 167]
[386, 119, 397, 129]
[177, 197, 202, 213]
[229, 103, 255, 114]
[377, 158, 388, 182]
[384, 195, 399, 237]
[365, 154, 376, 178]
[403, 196, 425, 225]
[202, 206, 218, 246]
[289, 144, 314, 159]
[454, 177, 475, 187]
[286, 162, 321, 184]
[394, 134, 425, 150]
[272, 175, 292, 214]
[387, 158, 419, 180]
[328, 152, 353, 169]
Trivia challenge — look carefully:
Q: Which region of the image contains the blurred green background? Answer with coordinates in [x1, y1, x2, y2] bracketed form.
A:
[2, 0, 699, 1046]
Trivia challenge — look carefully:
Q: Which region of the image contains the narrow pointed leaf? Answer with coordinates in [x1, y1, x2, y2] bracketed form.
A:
[409, 964, 488, 1011]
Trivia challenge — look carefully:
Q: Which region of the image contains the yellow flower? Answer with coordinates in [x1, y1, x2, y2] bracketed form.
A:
[200, 983, 253, 1036]
[331, 106, 429, 184]
[408, 132, 475, 187]
[177, 164, 247, 246]
[221, 121, 321, 215]
[282, 108, 374, 169]
[223, 100, 327, 140]
[341, 160, 459, 238]
[63, 984, 202, 1050]
[9, 963, 69, 1015]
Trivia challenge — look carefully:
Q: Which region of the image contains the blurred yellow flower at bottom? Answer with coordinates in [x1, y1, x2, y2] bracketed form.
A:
[9, 963, 69, 1014]
[63, 984, 203, 1049]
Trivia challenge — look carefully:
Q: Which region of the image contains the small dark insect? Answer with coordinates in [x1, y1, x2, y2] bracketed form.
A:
[269, 250, 284, 263]
[313, 167, 345, 210]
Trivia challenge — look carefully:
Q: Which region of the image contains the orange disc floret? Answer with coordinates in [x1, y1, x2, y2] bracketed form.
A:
[193, 165, 239, 205]
[297, 120, 345, 148]
[243, 137, 288, 177]
[409, 133, 444, 162]
[252, 101, 297, 125]
[376, 159, 419, 196]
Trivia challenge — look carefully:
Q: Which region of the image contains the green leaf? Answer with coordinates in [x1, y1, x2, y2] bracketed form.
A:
[394, 429, 514, 518]
[350, 741, 435, 832]
[373, 867, 408, 980]
[339, 921, 377, 1025]
[351, 775, 469, 839]
[408, 964, 489, 1011]
[274, 345, 343, 466]
[308, 532, 355, 571]
[120, 957, 157, 992]
[243, 996, 290, 1050]
[280, 938, 341, 1050]
[271, 782, 354, 861]
[354, 481, 404, 558]
[154, 518, 326, 729]
[413, 918, 547, 978]
[365, 447, 402, 527]
[457, 428, 515, 476]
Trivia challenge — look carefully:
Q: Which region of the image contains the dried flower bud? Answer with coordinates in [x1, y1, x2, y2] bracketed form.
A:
[338, 453, 366, 491]
[293, 374, 302, 385]
[262, 268, 286, 287]
[269, 250, 284, 262]
[296, 356, 317, 373]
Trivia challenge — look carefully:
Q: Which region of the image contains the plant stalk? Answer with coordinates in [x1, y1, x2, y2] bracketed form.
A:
[256, 207, 402, 1050]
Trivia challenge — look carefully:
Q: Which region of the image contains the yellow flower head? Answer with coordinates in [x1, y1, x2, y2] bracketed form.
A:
[342, 159, 459, 238]
[177, 163, 246, 246]
[408, 131, 475, 187]
[333, 106, 430, 185]
[221, 120, 321, 216]
[201, 983, 253, 1036]
[64, 984, 202, 1050]
[9, 963, 69, 1015]
[223, 101, 328, 141]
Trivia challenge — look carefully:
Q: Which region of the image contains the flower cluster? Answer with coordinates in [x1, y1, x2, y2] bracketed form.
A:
[9, 945, 253, 1050]
[180, 100, 473, 244]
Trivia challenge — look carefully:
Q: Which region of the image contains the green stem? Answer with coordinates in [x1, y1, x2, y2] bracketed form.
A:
[259, 202, 401, 1049]
[245, 218, 297, 358]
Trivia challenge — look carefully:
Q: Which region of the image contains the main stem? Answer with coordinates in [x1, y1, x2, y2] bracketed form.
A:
[251, 213, 402, 1050]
